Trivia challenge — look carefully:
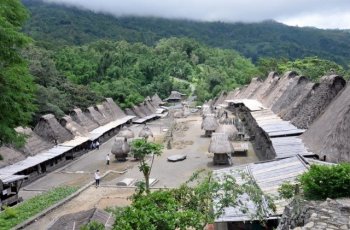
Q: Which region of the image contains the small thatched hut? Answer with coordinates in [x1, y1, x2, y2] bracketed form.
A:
[70, 108, 99, 132]
[111, 137, 130, 161]
[165, 91, 185, 103]
[201, 105, 212, 117]
[34, 114, 74, 144]
[209, 133, 234, 165]
[15, 127, 54, 156]
[117, 126, 135, 139]
[216, 124, 238, 141]
[138, 125, 153, 140]
[201, 114, 219, 137]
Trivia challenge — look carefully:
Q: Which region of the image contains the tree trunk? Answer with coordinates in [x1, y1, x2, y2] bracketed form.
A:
[145, 173, 150, 194]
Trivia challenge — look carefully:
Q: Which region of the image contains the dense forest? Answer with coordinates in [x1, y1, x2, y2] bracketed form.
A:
[0, 0, 349, 145]
[23, 0, 350, 66]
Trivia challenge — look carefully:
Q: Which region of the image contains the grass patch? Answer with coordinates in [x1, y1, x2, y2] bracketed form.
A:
[0, 186, 78, 229]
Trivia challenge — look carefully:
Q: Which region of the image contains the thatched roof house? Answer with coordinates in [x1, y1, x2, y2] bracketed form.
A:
[0, 147, 26, 168]
[145, 100, 157, 113]
[132, 105, 146, 118]
[216, 124, 238, 141]
[111, 137, 130, 160]
[138, 125, 153, 139]
[85, 106, 110, 126]
[60, 115, 89, 137]
[138, 103, 152, 116]
[151, 93, 164, 106]
[95, 104, 114, 123]
[103, 98, 126, 120]
[15, 127, 54, 156]
[117, 126, 135, 139]
[165, 91, 186, 103]
[208, 133, 234, 154]
[48, 208, 115, 230]
[201, 114, 219, 131]
[125, 108, 138, 118]
[34, 114, 74, 144]
[70, 108, 99, 132]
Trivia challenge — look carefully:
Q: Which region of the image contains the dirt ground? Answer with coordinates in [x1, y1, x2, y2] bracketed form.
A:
[23, 113, 259, 229]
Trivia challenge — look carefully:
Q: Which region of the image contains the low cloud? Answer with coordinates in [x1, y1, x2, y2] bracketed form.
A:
[43, 0, 350, 29]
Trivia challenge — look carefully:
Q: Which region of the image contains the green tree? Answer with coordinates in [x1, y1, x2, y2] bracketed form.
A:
[0, 0, 36, 145]
[130, 139, 163, 194]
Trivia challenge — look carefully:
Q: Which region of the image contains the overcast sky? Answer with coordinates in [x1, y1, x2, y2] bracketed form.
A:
[44, 0, 350, 29]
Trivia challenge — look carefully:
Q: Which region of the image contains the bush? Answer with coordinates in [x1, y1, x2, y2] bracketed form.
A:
[278, 181, 297, 199]
[80, 221, 105, 230]
[300, 163, 350, 200]
[3, 206, 17, 219]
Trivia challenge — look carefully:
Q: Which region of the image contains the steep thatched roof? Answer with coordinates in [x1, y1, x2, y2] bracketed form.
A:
[151, 93, 164, 106]
[138, 103, 152, 116]
[71, 108, 99, 132]
[117, 126, 135, 139]
[165, 91, 185, 101]
[103, 98, 126, 119]
[34, 114, 74, 143]
[139, 125, 153, 139]
[96, 104, 114, 123]
[15, 127, 54, 156]
[132, 105, 146, 118]
[48, 208, 115, 230]
[85, 106, 110, 126]
[208, 133, 234, 154]
[60, 115, 89, 137]
[201, 114, 219, 131]
[0, 147, 26, 168]
[125, 108, 138, 118]
[216, 124, 238, 140]
[111, 137, 130, 155]
[145, 100, 157, 113]
[214, 91, 228, 107]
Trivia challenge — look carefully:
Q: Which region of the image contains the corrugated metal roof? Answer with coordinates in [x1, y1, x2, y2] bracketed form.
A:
[0, 174, 27, 184]
[214, 156, 309, 222]
[59, 136, 90, 147]
[271, 137, 313, 159]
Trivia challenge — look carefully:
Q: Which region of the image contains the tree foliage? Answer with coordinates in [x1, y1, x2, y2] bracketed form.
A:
[0, 0, 36, 146]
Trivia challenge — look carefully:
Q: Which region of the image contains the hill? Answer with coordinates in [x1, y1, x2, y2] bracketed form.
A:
[23, 0, 350, 66]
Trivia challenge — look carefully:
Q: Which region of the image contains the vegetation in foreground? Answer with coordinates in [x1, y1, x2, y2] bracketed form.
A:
[0, 186, 77, 229]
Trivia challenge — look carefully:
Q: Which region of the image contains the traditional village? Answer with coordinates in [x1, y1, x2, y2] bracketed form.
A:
[1, 1, 350, 230]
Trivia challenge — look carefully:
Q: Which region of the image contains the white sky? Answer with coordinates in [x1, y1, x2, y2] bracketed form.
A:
[44, 0, 350, 29]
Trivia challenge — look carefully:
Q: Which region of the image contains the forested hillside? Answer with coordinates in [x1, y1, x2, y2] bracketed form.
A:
[23, 0, 350, 66]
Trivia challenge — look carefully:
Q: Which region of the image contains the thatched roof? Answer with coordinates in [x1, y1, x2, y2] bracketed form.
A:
[151, 93, 164, 106]
[103, 98, 126, 119]
[60, 115, 89, 137]
[201, 105, 212, 117]
[145, 100, 157, 113]
[208, 133, 234, 154]
[15, 127, 54, 156]
[214, 91, 228, 107]
[125, 108, 137, 118]
[201, 114, 219, 131]
[34, 114, 74, 144]
[71, 108, 99, 132]
[139, 125, 153, 139]
[216, 124, 238, 140]
[95, 104, 114, 123]
[117, 126, 135, 139]
[111, 137, 130, 155]
[165, 91, 185, 101]
[48, 208, 115, 230]
[85, 106, 110, 126]
[0, 147, 26, 168]
[132, 105, 146, 118]
[138, 103, 152, 116]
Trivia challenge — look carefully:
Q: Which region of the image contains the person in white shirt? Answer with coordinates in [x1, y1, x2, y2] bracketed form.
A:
[106, 154, 110, 165]
[95, 140, 100, 150]
[94, 169, 100, 187]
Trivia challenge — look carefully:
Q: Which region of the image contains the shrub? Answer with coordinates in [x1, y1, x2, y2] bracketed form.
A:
[299, 163, 350, 200]
[278, 181, 297, 199]
[3, 206, 17, 219]
[80, 221, 105, 230]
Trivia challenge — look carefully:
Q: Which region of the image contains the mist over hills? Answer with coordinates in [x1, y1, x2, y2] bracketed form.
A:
[23, 0, 350, 66]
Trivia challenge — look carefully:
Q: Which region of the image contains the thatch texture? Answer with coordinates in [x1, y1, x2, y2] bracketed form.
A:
[103, 98, 126, 119]
[145, 100, 157, 113]
[214, 91, 227, 107]
[85, 106, 110, 126]
[302, 82, 350, 163]
[96, 104, 114, 123]
[60, 115, 89, 137]
[111, 137, 130, 159]
[208, 133, 234, 154]
[201, 105, 212, 117]
[216, 124, 238, 140]
[125, 108, 138, 118]
[71, 108, 99, 132]
[0, 147, 26, 168]
[15, 127, 54, 156]
[139, 125, 153, 139]
[151, 93, 163, 106]
[201, 114, 219, 131]
[132, 105, 146, 118]
[291, 75, 346, 129]
[117, 126, 135, 139]
[34, 114, 74, 143]
[225, 88, 240, 101]
[252, 72, 279, 102]
[138, 103, 152, 116]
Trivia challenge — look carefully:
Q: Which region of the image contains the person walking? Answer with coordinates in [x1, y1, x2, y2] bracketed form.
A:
[94, 169, 100, 188]
[106, 153, 110, 165]
[96, 140, 100, 150]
